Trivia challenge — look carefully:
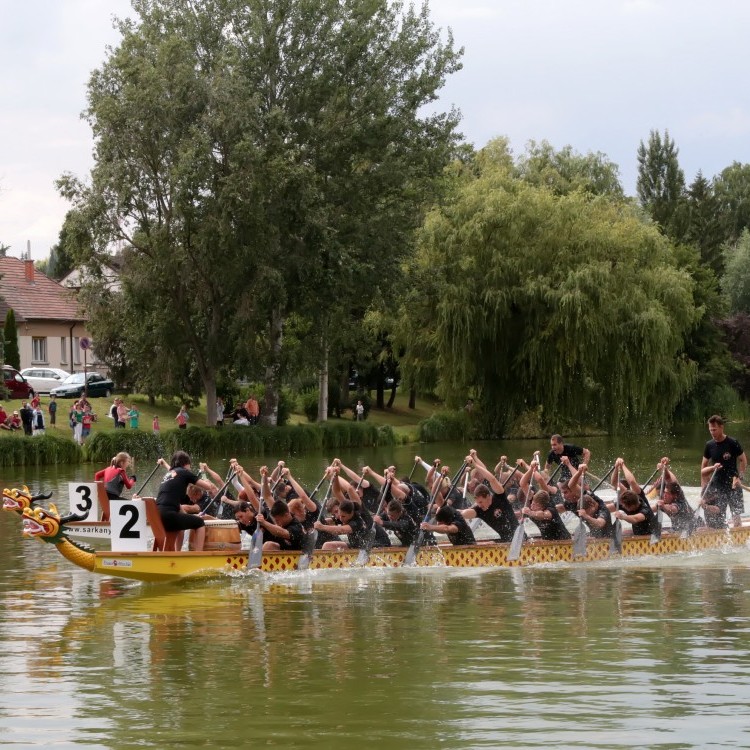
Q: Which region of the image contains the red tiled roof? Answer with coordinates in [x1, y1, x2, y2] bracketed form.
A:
[0, 257, 84, 322]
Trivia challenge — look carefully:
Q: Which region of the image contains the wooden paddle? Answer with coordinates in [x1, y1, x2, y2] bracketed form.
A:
[572, 468, 588, 558]
[404, 462, 467, 566]
[132, 460, 163, 497]
[198, 470, 237, 518]
[508, 454, 540, 562]
[297, 480, 334, 571]
[610, 468, 623, 554]
[697, 465, 719, 525]
[650, 467, 666, 544]
[356, 478, 391, 565]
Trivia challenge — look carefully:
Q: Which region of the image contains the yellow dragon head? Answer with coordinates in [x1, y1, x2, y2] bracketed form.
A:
[3, 486, 34, 513]
[22, 504, 64, 542]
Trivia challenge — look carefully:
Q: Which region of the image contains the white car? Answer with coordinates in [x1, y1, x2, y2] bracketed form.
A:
[20, 367, 71, 394]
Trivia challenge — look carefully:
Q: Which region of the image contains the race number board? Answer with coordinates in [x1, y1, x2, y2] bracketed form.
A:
[110, 499, 150, 551]
[68, 482, 100, 521]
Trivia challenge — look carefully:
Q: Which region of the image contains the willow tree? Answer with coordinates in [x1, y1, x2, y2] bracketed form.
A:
[401, 144, 700, 433]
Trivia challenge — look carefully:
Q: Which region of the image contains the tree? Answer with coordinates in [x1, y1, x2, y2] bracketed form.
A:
[46, 210, 90, 281]
[685, 171, 725, 276]
[722, 229, 750, 314]
[59, 0, 462, 426]
[515, 140, 624, 198]
[636, 129, 687, 239]
[713, 161, 750, 243]
[400, 145, 699, 434]
[4, 309, 19, 370]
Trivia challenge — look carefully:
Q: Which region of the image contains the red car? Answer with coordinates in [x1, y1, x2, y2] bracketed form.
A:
[3, 366, 33, 399]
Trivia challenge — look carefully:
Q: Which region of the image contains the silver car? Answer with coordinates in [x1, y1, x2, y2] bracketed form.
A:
[20, 367, 71, 394]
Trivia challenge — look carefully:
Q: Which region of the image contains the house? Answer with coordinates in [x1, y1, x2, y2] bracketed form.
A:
[0, 256, 102, 373]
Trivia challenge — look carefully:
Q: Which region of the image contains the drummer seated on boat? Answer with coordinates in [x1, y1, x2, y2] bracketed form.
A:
[256, 500, 305, 551]
[156, 451, 218, 552]
[314, 499, 368, 550]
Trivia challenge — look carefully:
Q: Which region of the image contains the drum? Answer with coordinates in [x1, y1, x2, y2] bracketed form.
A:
[203, 519, 241, 551]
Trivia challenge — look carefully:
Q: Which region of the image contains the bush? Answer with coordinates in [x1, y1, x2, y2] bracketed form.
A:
[0, 433, 82, 467]
[83, 422, 391, 463]
[417, 410, 472, 443]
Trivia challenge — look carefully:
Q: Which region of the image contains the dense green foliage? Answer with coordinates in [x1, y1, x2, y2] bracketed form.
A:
[3, 309, 19, 370]
[417, 410, 472, 442]
[84, 422, 396, 464]
[59, 0, 462, 426]
[0, 434, 82, 467]
[397, 141, 699, 435]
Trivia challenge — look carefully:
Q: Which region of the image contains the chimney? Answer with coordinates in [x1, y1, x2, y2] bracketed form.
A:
[24, 258, 35, 283]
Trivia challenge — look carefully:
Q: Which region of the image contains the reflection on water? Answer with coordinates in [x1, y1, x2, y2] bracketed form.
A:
[3, 427, 750, 749]
[3, 499, 750, 749]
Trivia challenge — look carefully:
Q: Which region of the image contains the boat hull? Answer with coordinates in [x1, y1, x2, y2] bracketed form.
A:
[71, 525, 750, 583]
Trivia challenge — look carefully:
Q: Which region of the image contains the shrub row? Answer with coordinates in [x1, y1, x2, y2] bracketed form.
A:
[416, 410, 473, 443]
[84, 421, 397, 463]
[0, 434, 82, 467]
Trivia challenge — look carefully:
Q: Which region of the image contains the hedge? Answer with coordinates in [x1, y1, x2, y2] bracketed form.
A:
[0, 434, 82, 467]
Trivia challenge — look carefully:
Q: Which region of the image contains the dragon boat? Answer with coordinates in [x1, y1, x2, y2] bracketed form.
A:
[9, 487, 750, 584]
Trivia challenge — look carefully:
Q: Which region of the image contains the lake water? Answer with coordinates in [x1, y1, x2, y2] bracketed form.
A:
[2, 427, 750, 748]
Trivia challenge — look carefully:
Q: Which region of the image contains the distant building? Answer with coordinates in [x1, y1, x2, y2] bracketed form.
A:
[0, 256, 103, 373]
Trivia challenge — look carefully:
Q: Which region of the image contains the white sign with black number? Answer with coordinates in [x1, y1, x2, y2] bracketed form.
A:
[68, 482, 100, 521]
[109, 499, 150, 551]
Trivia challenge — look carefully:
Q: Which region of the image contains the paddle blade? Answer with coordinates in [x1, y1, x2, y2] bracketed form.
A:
[572, 522, 587, 558]
[356, 527, 377, 566]
[297, 530, 318, 571]
[507, 523, 525, 562]
[650, 522, 662, 545]
[610, 520, 623, 554]
[404, 531, 423, 566]
[248, 528, 263, 568]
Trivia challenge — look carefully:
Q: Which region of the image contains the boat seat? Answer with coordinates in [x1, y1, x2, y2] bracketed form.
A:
[95, 481, 111, 522]
[143, 497, 180, 551]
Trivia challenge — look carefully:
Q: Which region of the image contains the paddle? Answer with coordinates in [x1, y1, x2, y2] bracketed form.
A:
[356, 478, 391, 565]
[298, 480, 334, 571]
[697, 465, 718, 525]
[407, 458, 419, 482]
[404, 462, 467, 566]
[198, 471, 237, 518]
[132, 461, 162, 497]
[508, 454, 540, 562]
[572, 469, 588, 558]
[610, 469, 623, 554]
[590, 463, 617, 494]
[650, 467, 666, 544]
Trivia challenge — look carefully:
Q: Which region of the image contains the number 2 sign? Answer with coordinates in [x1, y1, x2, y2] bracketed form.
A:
[109, 499, 150, 551]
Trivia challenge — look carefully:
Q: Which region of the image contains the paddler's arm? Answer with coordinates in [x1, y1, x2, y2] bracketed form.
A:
[619, 459, 642, 495]
[314, 520, 349, 535]
[282, 468, 311, 504]
[230, 461, 260, 513]
[257, 514, 290, 540]
[467, 458, 503, 494]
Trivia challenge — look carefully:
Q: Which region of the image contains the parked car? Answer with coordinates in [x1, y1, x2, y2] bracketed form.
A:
[50, 372, 115, 399]
[20, 367, 71, 394]
[2, 366, 33, 399]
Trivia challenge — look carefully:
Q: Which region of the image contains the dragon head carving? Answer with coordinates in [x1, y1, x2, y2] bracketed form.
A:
[3, 486, 54, 514]
[22, 504, 65, 542]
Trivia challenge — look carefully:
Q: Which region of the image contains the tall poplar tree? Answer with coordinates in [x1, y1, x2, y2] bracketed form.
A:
[636, 129, 687, 240]
[4, 309, 19, 370]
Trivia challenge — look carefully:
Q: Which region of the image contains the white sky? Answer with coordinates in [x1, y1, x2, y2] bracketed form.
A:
[1, 0, 749, 260]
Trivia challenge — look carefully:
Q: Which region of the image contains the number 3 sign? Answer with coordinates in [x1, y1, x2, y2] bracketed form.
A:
[68, 483, 100, 521]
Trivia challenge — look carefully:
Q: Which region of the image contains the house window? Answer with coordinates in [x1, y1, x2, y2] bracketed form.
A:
[73, 337, 81, 365]
[60, 337, 67, 365]
[32, 337, 47, 363]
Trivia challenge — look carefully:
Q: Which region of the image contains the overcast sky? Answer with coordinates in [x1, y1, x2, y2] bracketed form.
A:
[2, 0, 749, 260]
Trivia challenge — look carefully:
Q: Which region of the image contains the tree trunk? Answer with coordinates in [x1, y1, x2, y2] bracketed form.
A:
[386, 382, 397, 408]
[261, 306, 284, 426]
[204, 375, 217, 426]
[408, 386, 416, 410]
[317, 337, 329, 422]
[376, 364, 385, 409]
